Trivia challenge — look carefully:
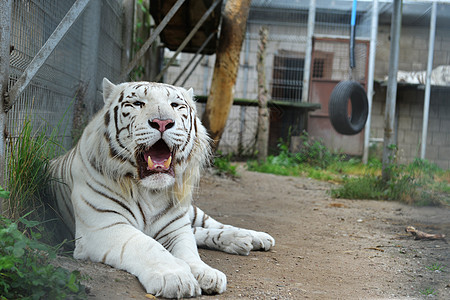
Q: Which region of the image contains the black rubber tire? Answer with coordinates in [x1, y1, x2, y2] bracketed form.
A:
[329, 80, 368, 135]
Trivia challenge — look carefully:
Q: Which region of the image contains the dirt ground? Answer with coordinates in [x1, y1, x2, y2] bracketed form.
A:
[57, 168, 450, 299]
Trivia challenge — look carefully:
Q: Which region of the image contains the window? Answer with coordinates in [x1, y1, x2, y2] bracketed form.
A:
[271, 50, 333, 102]
[272, 50, 304, 103]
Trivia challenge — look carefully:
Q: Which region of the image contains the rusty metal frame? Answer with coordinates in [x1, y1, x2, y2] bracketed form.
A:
[153, 0, 222, 82]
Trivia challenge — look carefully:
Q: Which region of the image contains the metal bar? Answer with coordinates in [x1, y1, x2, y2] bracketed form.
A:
[0, 0, 12, 205]
[382, 0, 402, 181]
[80, 0, 101, 118]
[420, 1, 437, 160]
[121, 0, 186, 80]
[301, 0, 315, 102]
[121, 0, 135, 72]
[239, 32, 250, 154]
[153, 0, 222, 82]
[349, 0, 357, 69]
[202, 57, 209, 95]
[5, 0, 91, 112]
[172, 31, 216, 85]
[181, 53, 206, 86]
[362, 0, 379, 164]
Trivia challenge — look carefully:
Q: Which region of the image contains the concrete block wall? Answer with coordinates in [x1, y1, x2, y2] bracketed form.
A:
[375, 25, 450, 79]
[371, 85, 450, 169]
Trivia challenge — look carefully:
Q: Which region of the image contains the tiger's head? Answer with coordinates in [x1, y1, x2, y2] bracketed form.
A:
[100, 78, 210, 194]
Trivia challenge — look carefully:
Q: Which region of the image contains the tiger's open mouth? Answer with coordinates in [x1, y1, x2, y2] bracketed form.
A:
[137, 139, 174, 179]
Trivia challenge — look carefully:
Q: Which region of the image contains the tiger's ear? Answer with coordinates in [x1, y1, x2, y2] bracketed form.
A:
[102, 78, 116, 103]
[187, 87, 194, 99]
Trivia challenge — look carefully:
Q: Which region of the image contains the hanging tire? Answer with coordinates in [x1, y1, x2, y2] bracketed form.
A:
[329, 80, 368, 135]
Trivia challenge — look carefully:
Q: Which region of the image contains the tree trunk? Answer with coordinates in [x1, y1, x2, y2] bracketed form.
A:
[201, 0, 251, 150]
[256, 27, 269, 161]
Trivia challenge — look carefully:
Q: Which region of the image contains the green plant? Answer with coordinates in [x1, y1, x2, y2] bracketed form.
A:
[331, 174, 386, 199]
[420, 287, 436, 296]
[213, 152, 239, 177]
[0, 214, 86, 299]
[293, 134, 342, 168]
[426, 263, 444, 272]
[5, 119, 63, 221]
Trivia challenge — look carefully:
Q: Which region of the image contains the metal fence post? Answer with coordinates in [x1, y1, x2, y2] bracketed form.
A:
[121, 0, 135, 75]
[382, 0, 402, 181]
[80, 0, 102, 117]
[362, 0, 379, 164]
[302, 0, 315, 102]
[0, 0, 13, 213]
[420, 1, 437, 160]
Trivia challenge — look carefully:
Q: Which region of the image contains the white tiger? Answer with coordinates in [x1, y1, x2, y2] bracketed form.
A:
[49, 78, 275, 298]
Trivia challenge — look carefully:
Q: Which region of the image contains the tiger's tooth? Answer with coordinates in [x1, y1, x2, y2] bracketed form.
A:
[163, 156, 172, 169]
[147, 156, 154, 169]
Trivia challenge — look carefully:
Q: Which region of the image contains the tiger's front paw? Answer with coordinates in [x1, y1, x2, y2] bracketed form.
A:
[190, 263, 226, 295]
[140, 258, 201, 298]
[218, 230, 254, 255]
[249, 230, 275, 251]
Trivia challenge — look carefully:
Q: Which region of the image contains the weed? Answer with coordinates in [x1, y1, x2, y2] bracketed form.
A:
[0, 213, 86, 299]
[420, 287, 436, 296]
[213, 152, 239, 177]
[426, 263, 444, 272]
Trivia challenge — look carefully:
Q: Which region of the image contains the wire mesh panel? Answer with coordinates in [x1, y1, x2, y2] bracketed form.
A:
[97, 0, 124, 106]
[7, 0, 123, 155]
[312, 38, 368, 82]
[8, 0, 82, 153]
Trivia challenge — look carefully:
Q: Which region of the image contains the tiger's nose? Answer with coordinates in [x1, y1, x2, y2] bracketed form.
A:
[149, 118, 175, 132]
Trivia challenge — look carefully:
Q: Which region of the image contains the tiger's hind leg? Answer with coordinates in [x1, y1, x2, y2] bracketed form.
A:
[189, 206, 275, 255]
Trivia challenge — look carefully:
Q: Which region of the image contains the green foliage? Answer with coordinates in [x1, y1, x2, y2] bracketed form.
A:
[0, 214, 86, 299]
[330, 175, 386, 200]
[5, 119, 64, 221]
[331, 158, 449, 206]
[213, 152, 239, 177]
[247, 135, 449, 206]
[0, 186, 10, 200]
[248, 135, 345, 177]
[292, 134, 343, 169]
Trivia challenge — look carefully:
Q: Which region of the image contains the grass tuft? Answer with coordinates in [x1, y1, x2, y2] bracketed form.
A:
[5, 119, 64, 221]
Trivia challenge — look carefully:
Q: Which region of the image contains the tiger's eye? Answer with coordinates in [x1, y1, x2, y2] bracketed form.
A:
[134, 101, 145, 108]
[171, 103, 179, 108]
